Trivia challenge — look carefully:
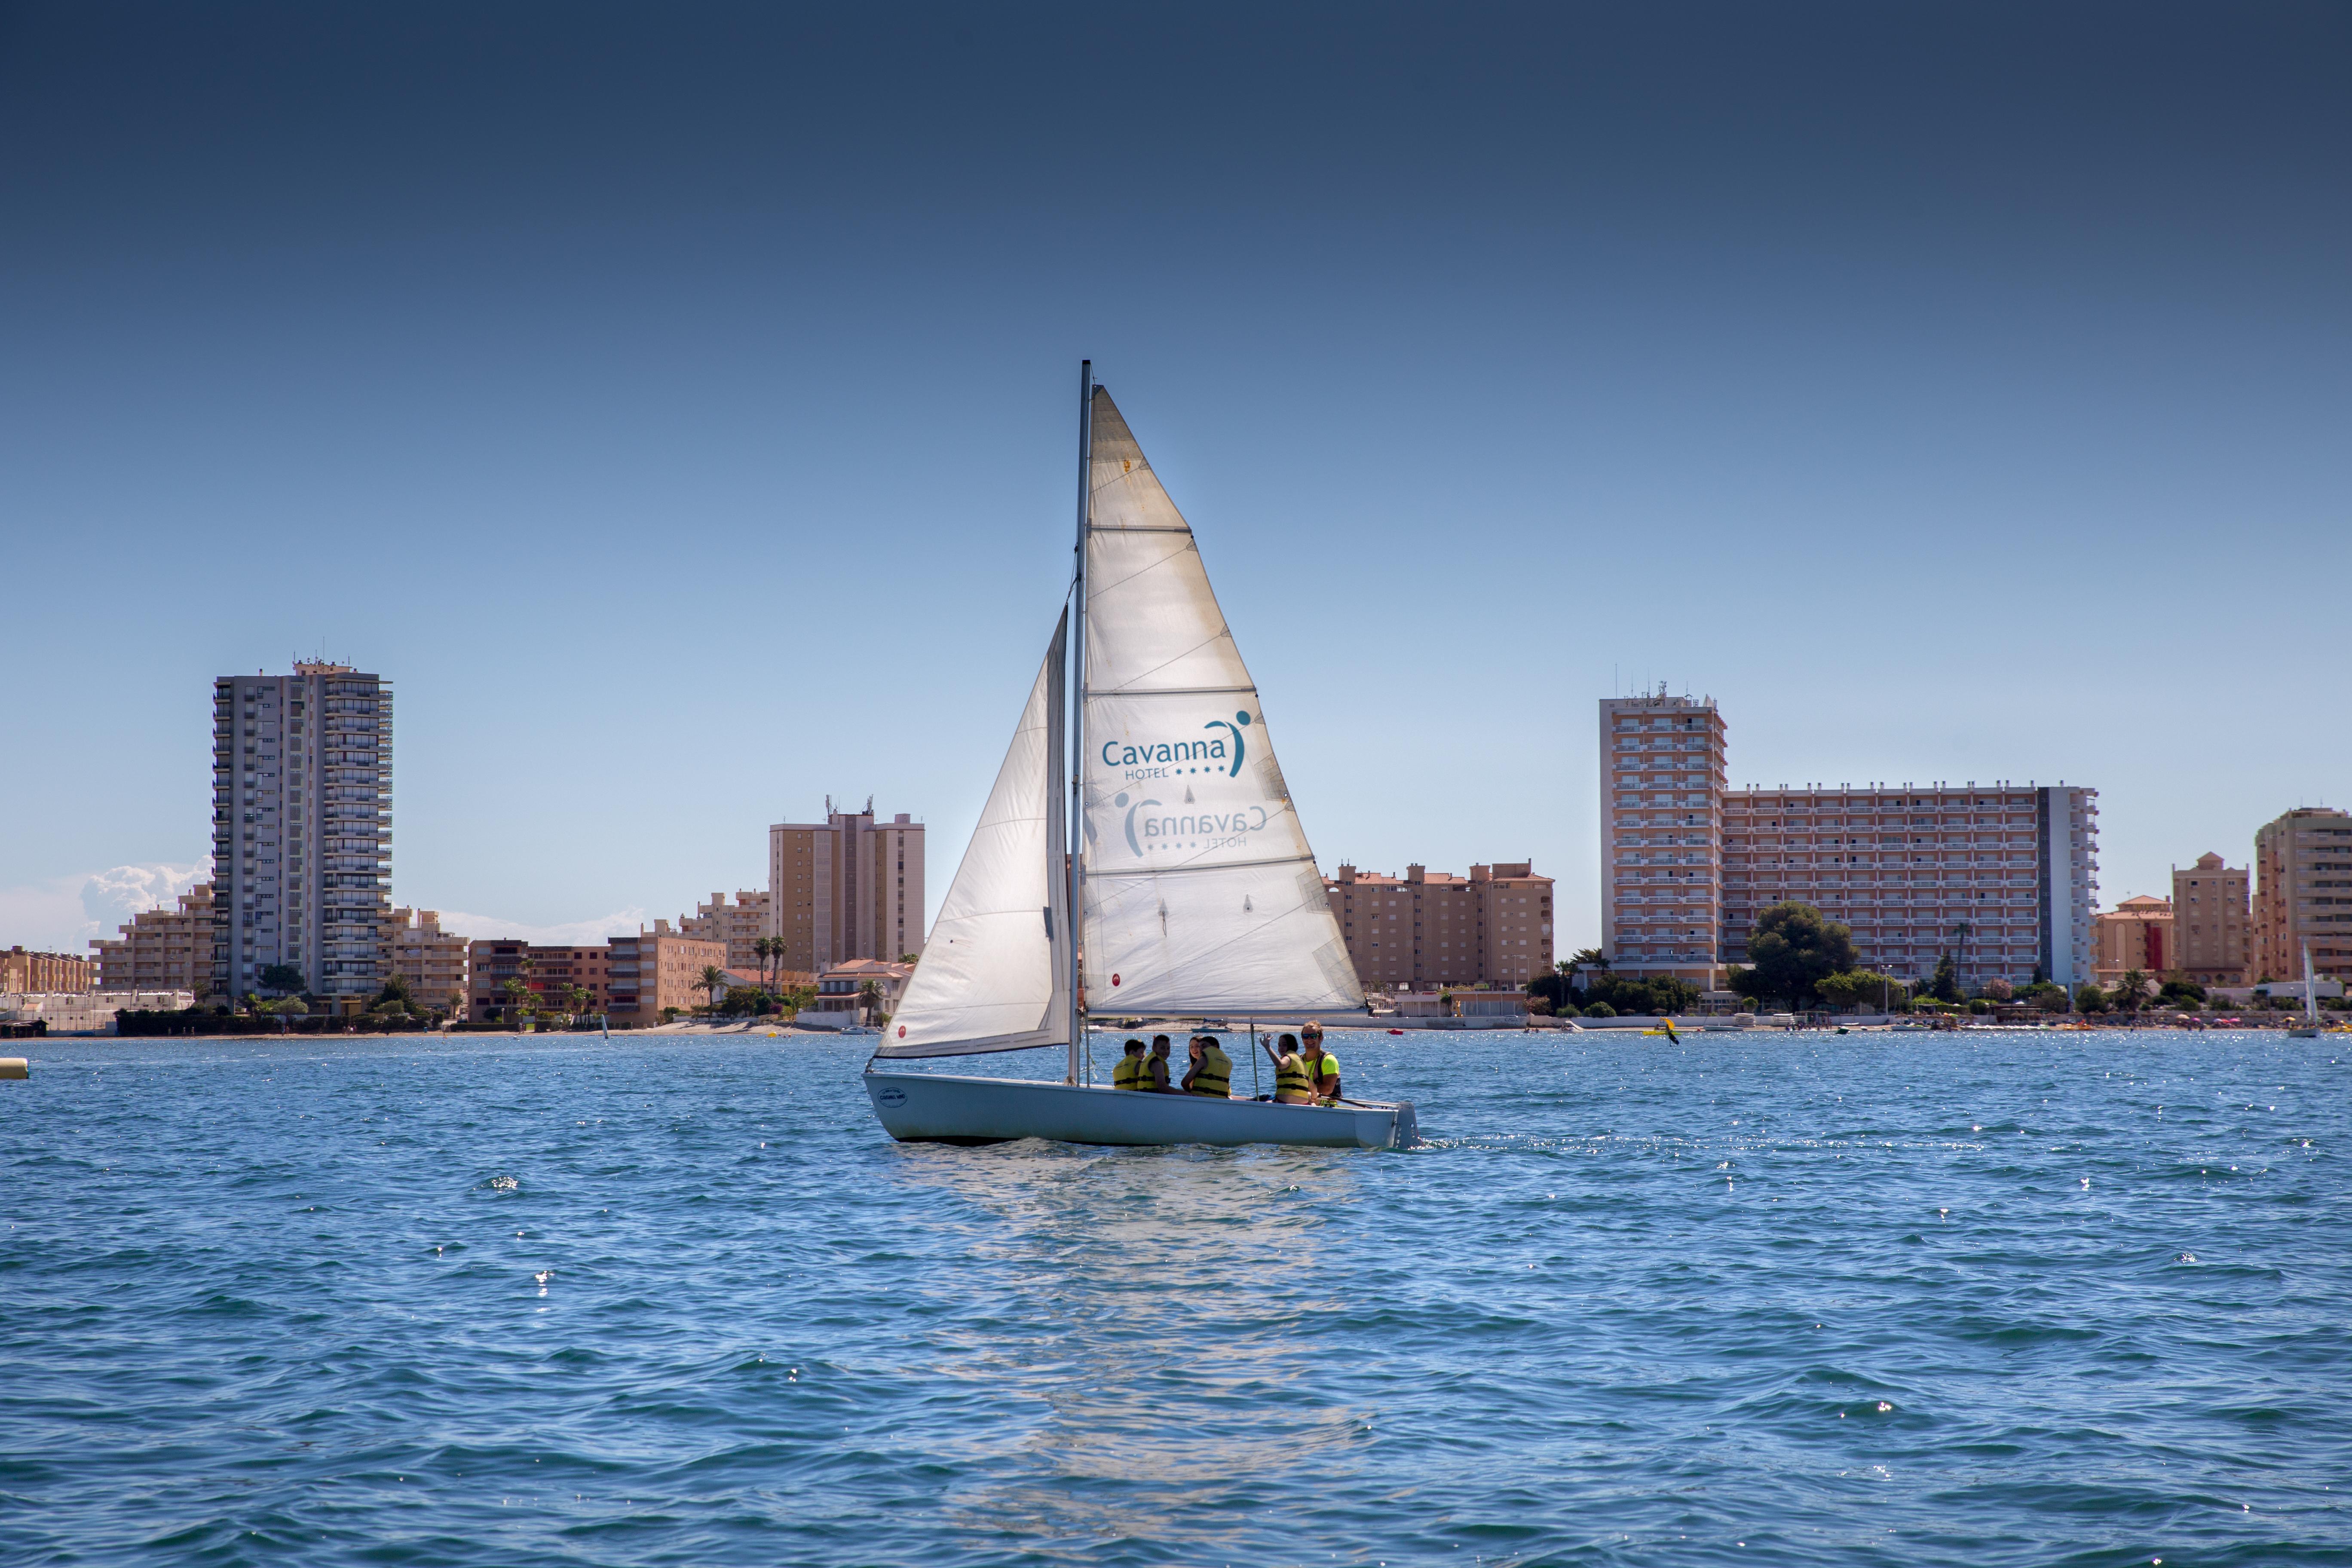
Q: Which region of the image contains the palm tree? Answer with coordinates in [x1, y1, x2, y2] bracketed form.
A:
[753, 935, 778, 992]
[564, 983, 592, 1021]
[698, 964, 726, 1015]
[501, 976, 531, 1022]
[857, 978, 884, 1024]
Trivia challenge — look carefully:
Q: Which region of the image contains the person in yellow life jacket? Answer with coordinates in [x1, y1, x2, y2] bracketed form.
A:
[1146, 1037, 1181, 1093]
[1301, 1021, 1341, 1104]
[1112, 1038, 1148, 1090]
[1263, 1032, 1315, 1103]
[1182, 1034, 1232, 1098]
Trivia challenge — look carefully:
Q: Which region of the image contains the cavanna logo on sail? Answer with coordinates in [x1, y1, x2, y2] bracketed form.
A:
[1111, 793, 1271, 855]
[1098, 710, 1253, 778]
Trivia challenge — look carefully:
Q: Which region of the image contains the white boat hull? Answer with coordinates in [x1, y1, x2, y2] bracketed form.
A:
[864, 1071, 1416, 1149]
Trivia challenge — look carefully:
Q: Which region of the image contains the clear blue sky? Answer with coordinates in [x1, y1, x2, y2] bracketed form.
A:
[3, 2, 2345, 954]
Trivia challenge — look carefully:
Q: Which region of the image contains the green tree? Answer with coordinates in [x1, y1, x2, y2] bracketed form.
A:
[1745, 903, 1858, 1007]
[2159, 979, 2207, 1007]
[1816, 970, 1906, 1012]
[2074, 983, 2110, 1014]
[698, 964, 727, 1015]
[564, 983, 592, 1019]
[2114, 969, 2150, 1011]
[501, 976, 532, 1020]
[258, 962, 304, 995]
[1926, 952, 1961, 1003]
[858, 979, 885, 1022]
[1581, 973, 1699, 1017]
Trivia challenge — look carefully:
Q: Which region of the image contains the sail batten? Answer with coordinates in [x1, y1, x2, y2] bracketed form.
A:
[1077, 386, 1365, 1019]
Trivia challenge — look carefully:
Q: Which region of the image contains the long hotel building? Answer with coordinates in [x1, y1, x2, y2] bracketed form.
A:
[1720, 783, 2098, 986]
[1598, 692, 2099, 988]
[211, 663, 393, 1001]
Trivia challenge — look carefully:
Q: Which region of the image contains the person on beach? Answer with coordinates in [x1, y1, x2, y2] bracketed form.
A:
[1112, 1038, 1148, 1090]
[1301, 1022, 1341, 1104]
[1264, 1032, 1315, 1103]
[1182, 1034, 1232, 1099]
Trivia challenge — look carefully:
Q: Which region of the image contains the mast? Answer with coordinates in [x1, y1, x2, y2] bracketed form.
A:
[1067, 359, 1093, 1084]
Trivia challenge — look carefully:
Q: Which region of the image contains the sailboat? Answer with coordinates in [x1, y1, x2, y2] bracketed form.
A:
[861, 364, 1415, 1150]
[2288, 941, 2324, 1038]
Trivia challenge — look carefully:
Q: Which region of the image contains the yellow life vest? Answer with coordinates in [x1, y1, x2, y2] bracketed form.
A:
[1112, 1052, 1145, 1090]
[1274, 1054, 1314, 1102]
[1188, 1045, 1232, 1098]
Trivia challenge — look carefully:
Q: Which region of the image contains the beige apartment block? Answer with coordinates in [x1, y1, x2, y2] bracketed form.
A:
[386, 908, 469, 1013]
[2252, 807, 2352, 986]
[212, 663, 392, 1001]
[2093, 895, 2174, 986]
[467, 938, 631, 1023]
[2, 946, 97, 993]
[1721, 783, 2098, 986]
[678, 890, 772, 973]
[2171, 852, 2249, 986]
[91, 882, 217, 996]
[1326, 861, 1554, 992]
[769, 802, 925, 973]
[1599, 690, 1728, 987]
[607, 926, 730, 1025]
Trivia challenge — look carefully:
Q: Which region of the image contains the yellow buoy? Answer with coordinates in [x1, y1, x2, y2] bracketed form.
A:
[0, 1058, 28, 1080]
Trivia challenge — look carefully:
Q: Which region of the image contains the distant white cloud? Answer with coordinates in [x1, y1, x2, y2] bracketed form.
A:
[0, 862, 207, 953]
[431, 908, 648, 945]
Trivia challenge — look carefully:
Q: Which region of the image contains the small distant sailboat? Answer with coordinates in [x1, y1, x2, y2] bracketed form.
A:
[2288, 942, 2324, 1038]
[861, 364, 1414, 1150]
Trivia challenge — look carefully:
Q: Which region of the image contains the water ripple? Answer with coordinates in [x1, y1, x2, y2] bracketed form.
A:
[0, 1029, 2346, 1564]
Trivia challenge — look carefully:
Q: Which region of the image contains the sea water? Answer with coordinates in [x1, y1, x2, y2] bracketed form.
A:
[2, 1028, 2345, 1565]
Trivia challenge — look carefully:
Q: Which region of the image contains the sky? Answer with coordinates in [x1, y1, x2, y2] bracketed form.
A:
[3, 1, 2346, 957]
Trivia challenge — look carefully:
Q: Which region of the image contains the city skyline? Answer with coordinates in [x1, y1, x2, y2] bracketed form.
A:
[3, 5, 2345, 954]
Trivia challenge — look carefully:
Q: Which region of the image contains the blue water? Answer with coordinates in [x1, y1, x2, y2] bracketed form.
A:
[3, 1029, 2346, 1566]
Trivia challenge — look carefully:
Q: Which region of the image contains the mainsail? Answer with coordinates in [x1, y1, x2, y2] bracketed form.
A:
[873, 613, 1071, 1057]
[1078, 388, 1364, 1017]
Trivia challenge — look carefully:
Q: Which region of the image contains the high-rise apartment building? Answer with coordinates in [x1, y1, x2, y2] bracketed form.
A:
[387, 908, 471, 1014]
[91, 882, 217, 994]
[2171, 852, 2249, 987]
[211, 663, 392, 1001]
[1326, 862, 1555, 992]
[768, 803, 925, 972]
[3, 947, 96, 993]
[678, 890, 775, 974]
[2252, 807, 2352, 986]
[1599, 691, 1727, 986]
[1720, 783, 2098, 986]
